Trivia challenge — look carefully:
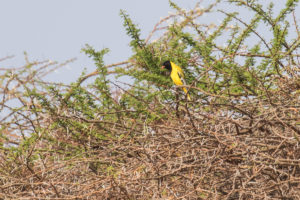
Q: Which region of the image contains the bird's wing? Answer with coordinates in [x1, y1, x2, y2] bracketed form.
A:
[177, 70, 186, 85]
[171, 62, 184, 77]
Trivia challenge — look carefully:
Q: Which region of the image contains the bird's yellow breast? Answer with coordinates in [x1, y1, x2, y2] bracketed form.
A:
[171, 70, 183, 86]
[170, 62, 184, 86]
[169, 61, 190, 100]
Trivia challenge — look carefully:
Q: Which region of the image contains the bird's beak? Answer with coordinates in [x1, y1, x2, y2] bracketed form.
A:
[161, 65, 165, 69]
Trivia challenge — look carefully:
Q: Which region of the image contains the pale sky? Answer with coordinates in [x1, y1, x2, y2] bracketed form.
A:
[0, 0, 200, 83]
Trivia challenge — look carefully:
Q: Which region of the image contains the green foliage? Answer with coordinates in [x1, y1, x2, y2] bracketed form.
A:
[120, 10, 145, 49]
[118, 0, 299, 100]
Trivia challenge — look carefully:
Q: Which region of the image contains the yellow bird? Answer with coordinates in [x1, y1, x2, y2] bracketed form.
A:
[161, 60, 191, 100]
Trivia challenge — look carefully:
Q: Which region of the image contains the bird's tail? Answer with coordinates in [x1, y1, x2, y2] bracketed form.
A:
[182, 87, 191, 100]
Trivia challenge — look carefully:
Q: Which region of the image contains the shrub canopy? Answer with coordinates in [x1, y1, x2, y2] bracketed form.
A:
[0, 0, 300, 199]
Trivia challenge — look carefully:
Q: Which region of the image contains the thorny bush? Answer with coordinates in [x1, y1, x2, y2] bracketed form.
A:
[0, 1, 300, 199]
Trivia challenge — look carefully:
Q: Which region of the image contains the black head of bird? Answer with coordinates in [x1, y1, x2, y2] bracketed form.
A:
[161, 60, 172, 71]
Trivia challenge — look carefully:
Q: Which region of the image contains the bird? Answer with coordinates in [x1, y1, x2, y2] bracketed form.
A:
[161, 60, 191, 100]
